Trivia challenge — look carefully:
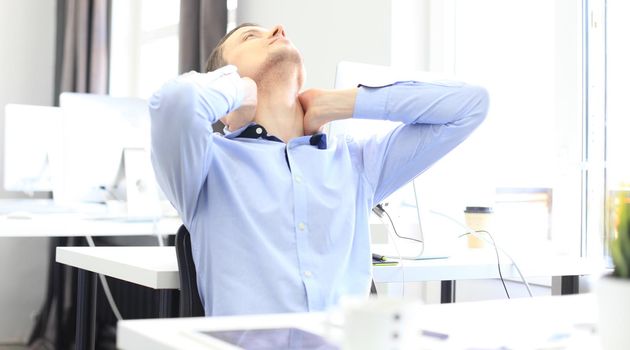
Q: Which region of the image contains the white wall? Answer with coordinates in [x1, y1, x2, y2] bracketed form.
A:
[390, 0, 430, 71]
[237, 0, 392, 89]
[0, 0, 55, 343]
[0, 0, 56, 199]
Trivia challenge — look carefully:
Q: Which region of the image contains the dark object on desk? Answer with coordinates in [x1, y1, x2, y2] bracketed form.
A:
[372, 253, 386, 261]
[372, 253, 398, 266]
[175, 224, 205, 317]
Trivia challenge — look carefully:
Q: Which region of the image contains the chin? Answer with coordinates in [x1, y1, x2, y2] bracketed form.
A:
[256, 48, 304, 79]
[270, 45, 303, 66]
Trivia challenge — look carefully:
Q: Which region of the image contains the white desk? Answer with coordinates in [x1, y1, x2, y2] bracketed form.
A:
[0, 199, 181, 237]
[0, 199, 181, 350]
[374, 248, 606, 302]
[56, 247, 180, 350]
[373, 248, 604, 282]
[117, 293, 601, 350]
[56, 246, 606, 301]
[56, 247, 179, 289]
[56, 245, 606, 350]
[55, 246, 605, 320]
[0, 213, 181, 237]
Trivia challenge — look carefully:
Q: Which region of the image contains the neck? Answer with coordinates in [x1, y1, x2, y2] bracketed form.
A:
[253, 65, 304, 143]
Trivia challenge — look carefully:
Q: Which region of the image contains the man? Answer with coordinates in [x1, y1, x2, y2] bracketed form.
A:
[150, 23, 489, 316]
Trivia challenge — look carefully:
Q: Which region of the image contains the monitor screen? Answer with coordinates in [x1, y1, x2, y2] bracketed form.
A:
[55, 93, 152, 205]
[331, 61, 461, 259]
[3, 104, 61, 193]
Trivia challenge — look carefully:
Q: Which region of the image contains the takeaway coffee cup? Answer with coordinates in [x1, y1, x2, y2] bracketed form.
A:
[464, 206, 493, 248]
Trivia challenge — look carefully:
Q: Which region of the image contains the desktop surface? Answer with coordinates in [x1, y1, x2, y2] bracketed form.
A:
[0, 198, 73, 215]
[0, 198, 181, 237]
[117, 294, 600, 350]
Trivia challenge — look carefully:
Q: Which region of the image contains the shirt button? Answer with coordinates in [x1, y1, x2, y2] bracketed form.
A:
[304, 271, 313, 278]
[255, 127, 263, 135]
[298, 222, 306, 231]
[295, 175, 302, 183]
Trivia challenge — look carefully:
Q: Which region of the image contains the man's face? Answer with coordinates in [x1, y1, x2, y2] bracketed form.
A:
[221, 24, 304, 84]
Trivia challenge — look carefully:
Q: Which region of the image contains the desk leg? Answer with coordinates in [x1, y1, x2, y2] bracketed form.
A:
[441, 281, 456, 303]
[55, 260, 65, 350]
[158, 289, 174, 318]
[76, 269, 96, 350]
[560, 275, 579, 295]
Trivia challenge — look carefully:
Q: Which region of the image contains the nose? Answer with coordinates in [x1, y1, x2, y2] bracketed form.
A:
[270, 24, 286, 38]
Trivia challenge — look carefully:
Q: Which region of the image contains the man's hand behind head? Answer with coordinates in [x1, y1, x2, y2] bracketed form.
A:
[299, 88, 358, 135]
[221, 77, 257, 132]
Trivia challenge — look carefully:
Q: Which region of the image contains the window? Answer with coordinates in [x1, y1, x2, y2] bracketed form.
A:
[109, 0, 180, 99]
[387, 0, 585, 256]
[227, 0, 238, 31]
[604, 0, 630, 259]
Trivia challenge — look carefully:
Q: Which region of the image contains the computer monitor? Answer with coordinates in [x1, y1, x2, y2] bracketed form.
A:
[332, 61, 458, 259]
[3, 104, 61, 193]
[54, 93, 159, 217]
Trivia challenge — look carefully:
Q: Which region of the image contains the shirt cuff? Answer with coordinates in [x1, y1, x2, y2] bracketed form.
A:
[184, 65, 244, 112]
[352, 85, 390, 121]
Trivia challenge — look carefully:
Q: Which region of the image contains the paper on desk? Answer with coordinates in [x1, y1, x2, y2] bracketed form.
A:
[416, 321, 600, 350]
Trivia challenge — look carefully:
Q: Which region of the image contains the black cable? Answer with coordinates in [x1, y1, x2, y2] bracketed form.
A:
[459, 230, 510, 299]
[376, 204, 423, 244]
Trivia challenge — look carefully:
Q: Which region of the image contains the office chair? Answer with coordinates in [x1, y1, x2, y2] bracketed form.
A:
[175, 225, 205, 317]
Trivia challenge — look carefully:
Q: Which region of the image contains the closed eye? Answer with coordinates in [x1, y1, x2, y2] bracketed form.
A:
[241, 29, 262, 41]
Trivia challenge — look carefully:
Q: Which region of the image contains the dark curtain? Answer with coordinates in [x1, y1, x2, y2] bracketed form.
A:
[29, 1, 111, 349]
[179, 0, 227, 74]
[179, 0, 228, 133]
[53, 0, 111, 106]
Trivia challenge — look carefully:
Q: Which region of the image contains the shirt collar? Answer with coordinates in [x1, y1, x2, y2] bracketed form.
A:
[226, 123, 328, 149]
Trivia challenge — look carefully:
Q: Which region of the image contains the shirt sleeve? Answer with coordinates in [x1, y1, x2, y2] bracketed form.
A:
[149, 65, 244, 224]
[352, 80, 490, 205]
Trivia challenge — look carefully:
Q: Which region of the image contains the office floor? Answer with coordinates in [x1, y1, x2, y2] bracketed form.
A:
[0, 345, 27, 350]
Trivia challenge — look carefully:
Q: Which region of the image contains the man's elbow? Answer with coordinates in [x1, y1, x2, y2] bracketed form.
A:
[465, 85, 490, 125]
[149, 79, 197, 116]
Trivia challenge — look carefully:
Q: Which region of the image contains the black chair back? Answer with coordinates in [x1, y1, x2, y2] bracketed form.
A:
[175, 225, 205, 317]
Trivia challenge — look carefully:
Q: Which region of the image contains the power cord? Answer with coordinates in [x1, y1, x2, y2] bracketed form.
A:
[372, 203, 533, 299]
[459, 230, 510, 298]
[372, 203, 423, 298]
[375, 204, 508, 299]
[430, 209, 534, 298]
[84, 214, 164, 322]
[85, 236, 123, 321]
[383, 214, 406, 298]
[372, 204, 423, 244]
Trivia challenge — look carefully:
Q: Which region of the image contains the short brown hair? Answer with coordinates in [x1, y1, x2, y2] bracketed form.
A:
[205, 23, 260, 73]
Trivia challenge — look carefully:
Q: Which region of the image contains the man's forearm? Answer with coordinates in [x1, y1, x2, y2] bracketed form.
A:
[300, 88, 358, 135]
[316, 88, 358, 124]
[353, 81, 489, 126]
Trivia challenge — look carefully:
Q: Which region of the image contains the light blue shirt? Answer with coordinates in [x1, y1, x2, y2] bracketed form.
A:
[149, 65, 489, 316]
